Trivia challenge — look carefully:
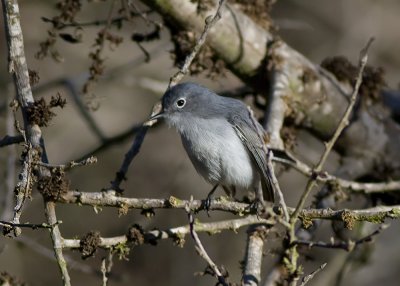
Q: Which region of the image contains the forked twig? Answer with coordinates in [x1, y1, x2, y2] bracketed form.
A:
[186, 198, 228, 286]
[290, 38, 375, 224]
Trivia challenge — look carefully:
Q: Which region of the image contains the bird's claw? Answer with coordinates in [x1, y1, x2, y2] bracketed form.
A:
[250, 198, 266, 217]
[204, 184, 219, 217]
[204, 194, 213, 217]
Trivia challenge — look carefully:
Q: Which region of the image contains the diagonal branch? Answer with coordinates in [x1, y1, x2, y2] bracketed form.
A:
[290, 38, 374, 224]
[110, 0, 226, 192]
[186, 201, 228, 286]
[169, 0, 226, 87]
[1, 0, 71, 284]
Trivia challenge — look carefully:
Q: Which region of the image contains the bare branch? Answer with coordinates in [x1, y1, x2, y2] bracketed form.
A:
[1, 1, 72, 284]
[186, 200, 228, 286]
[242, 225, 269, 286]
[17, 236, 98, 276]
[277, 152, 400, 194]
[8, 142, 33, 236]
[109, 0, 226, 192]
[62, 215, 272, 249]
[57, 190, 400, 224]
[0, 134, 24, 147]
[78, 123, 143, 161]
[290, 38, 374, 224]
[168, 0, 226, 87]
[44, 202, 71, 286]
[38, 156, 97, 171]
[267, 151, 289, 222]
[101, 251, 113, 286]
[0, 220, 59, 229]
[299, 263, 327, 286]
[1, 91, 17, 222]
[294, 225, 388, 252]
[109, 127, 149, 192]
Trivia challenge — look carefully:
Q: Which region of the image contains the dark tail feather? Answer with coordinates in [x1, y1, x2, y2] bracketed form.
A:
[261, 173, 275, 202]
[270, 148, 296, 164]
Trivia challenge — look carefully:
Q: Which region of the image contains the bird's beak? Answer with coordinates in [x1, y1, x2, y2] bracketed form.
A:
[143, 101, 164, 127]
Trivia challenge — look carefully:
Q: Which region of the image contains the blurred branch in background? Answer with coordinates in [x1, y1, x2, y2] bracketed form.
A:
[1, 0, 400, 286]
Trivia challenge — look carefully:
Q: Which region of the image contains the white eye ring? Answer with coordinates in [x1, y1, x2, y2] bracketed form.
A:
[176, 98, 186, 108]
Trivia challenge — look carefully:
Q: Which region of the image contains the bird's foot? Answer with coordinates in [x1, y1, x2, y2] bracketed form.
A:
[250, 198, 266, 217]
[204, 184, 219, 216]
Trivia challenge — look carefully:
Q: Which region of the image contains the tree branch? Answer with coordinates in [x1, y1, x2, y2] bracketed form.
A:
[62, 215, 274, 249]
[1, 0, 71, 284]
[186, 202, 228, 286]
[168, 0, 226, 87]
[58, 190, 400, 224]
[44, 202, 71, 286]
[242, 225, 269, 286]
[291, 38, 373, 224]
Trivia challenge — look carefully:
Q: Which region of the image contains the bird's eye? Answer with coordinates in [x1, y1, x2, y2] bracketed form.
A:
[176, 98, 186, 108]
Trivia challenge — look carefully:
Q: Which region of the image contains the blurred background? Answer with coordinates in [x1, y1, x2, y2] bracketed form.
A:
[0, 0, 399, 285]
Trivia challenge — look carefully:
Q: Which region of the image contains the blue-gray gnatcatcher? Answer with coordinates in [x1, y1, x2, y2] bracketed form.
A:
[144, 82, 275, 203]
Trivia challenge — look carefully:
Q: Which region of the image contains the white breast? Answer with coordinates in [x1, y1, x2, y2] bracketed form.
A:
[178, 117, 257, 189]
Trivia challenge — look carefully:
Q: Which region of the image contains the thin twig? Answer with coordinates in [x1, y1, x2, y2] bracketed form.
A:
[38, 156, 97, 171]
[168, 0, 226, 87]
[109, 126, 149, 192]
[1, 90, 17, 222]
[63, 78, 107, 141]
[186, 199, 228, 286]
[44, 202, 71, 286]
[0, 220, 60, 229]
[299, 263, 327, 286]
[40, 9, 154, 29]
[128, 1, 162, 28]
[78, 123, 143, 161]
[101, 252, 114, 286]
[276, 151, 400, 194]
[109, 0, 226, 190]
[294, 224, 388, 251]
[101, 258, 108, 286]
[17, 236, 99, 276]
[267, 150, 289, 222]
[286, 39, 374, 284]
[290, 38, 374, 224]
[63, 215, 274, 249]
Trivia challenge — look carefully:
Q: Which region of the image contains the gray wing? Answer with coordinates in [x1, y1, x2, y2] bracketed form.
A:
[228, 113, 275, 202]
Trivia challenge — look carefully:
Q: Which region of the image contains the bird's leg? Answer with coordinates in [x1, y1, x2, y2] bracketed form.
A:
[251, 184, 266, 216]
[205, 184, 219, 216]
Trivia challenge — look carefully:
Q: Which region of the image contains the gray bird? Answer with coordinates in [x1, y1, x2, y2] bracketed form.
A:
[145, 82, 275, 203]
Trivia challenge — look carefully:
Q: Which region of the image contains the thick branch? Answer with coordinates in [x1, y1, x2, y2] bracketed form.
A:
[242, 225, 269, 286]
[143, 0, 400, 180]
